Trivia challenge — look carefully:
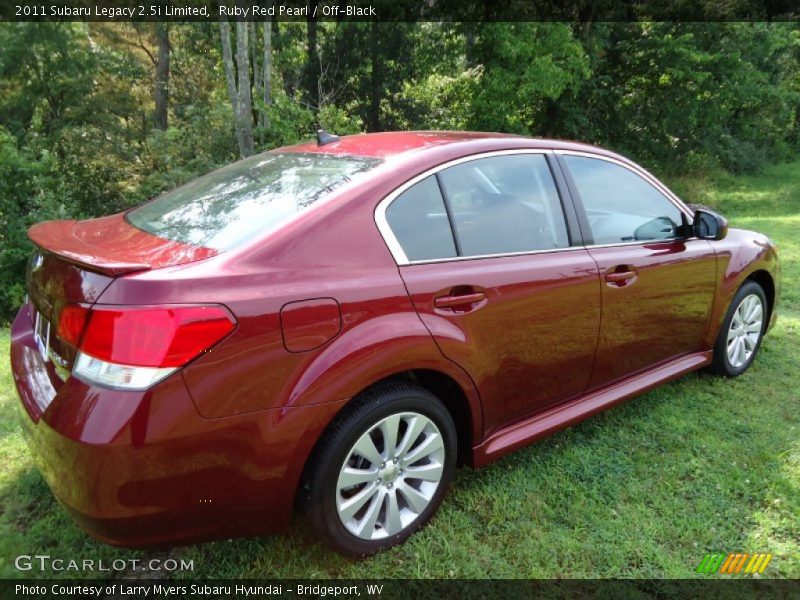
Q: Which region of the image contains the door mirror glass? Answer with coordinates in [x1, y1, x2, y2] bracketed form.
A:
[693, 209, 728, 241]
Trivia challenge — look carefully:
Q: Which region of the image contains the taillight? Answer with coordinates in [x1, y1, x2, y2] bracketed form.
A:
[57, 304, 90, 346]
[58, 304, 236, 390]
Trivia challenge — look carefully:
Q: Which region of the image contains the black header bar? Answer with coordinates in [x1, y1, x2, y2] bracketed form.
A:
[1, 0, 799, 22]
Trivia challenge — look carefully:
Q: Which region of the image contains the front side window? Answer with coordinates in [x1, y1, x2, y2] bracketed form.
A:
[127, 152, 383, 251]
[563, 155, 684, 245]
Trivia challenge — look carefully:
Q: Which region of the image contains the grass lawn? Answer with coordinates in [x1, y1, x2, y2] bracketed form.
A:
[1, 161, 798, 579]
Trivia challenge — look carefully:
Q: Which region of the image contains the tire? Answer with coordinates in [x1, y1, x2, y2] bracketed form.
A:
[710, 281, 768, 377]
[302, 382, 457, 556]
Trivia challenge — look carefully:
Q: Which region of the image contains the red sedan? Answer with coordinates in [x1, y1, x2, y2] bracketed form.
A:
[10, 132, 780, 555]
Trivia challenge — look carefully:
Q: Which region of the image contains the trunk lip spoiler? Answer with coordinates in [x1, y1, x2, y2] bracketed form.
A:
[27, 216, 217, 276]
[28, 220, 150, 276]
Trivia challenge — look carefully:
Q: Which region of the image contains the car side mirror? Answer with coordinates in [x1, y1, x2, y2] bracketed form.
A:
[693, 208, 728, 241]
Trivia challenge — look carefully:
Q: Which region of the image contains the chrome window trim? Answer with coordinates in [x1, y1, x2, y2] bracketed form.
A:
[374, 149, 559, 266]
[387, 245, 587, 266]
[580, 239, 688, 250]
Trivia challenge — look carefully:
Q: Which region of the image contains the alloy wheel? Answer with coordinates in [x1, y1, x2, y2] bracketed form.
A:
[335, 411, 445, 540]
[726, 293, 764, 369]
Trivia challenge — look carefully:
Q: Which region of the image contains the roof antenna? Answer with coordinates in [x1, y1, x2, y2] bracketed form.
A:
[317, 129, 340, 146]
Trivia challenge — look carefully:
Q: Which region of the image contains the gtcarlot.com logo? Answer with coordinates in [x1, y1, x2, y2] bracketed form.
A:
[14, 554, 194, 573]
[696, 553, 772, 575]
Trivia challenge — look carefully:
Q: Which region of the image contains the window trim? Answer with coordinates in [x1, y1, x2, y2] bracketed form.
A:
[434, 172, 463, 256]
[374, 149, 578, 266]
[554, 150, 694, 249]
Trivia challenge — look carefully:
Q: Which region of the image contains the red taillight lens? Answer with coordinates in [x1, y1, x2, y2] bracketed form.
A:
[59, 304, 235, 368]
[57, 304, 90, 346]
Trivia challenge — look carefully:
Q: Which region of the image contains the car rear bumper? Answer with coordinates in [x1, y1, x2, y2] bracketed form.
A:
[10, 306, 345, 548]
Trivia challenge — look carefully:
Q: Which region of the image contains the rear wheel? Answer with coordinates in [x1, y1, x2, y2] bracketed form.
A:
[303, 382, 456, 556]
[710, 281, 767, 377]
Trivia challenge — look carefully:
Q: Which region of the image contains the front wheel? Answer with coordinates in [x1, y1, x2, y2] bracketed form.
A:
[303, 382, 457, 556]
[710, 281, 768, 377]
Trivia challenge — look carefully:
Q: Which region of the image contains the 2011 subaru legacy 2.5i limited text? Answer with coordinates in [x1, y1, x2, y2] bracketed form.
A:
[10, 131, 780, 555]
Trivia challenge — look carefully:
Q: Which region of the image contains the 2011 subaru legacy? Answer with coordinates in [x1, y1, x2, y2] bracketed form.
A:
[10, 131, 780, 555]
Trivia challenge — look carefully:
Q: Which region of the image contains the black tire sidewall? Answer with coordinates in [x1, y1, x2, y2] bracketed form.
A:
[307, 384, 457, 556]
[713, 281, 767, 377]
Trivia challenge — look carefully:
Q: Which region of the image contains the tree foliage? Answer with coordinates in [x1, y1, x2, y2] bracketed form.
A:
[0, 20, 798, 321]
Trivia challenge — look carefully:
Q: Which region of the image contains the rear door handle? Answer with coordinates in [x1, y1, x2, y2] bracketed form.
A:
[434, 291, 486, 310]
[605, 267, 638, 287]
[605, 271, 636, 283]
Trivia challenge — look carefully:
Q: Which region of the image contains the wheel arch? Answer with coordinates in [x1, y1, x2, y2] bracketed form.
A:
[292, 367, 480, 515]
[746, 269, 775, 323]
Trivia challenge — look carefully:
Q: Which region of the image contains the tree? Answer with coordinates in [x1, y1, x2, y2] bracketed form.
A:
[261, 17, 272, 129]
[468, 23, 589, 133]
[250, 19, 273, 130]
[234, 21, 254, 155]
[304, 6, 320, 115]
[368, 22, 381, 131]
[318, 22, 423, 131]
[154, 23, 169, 130]
[219, 19, 254, 156]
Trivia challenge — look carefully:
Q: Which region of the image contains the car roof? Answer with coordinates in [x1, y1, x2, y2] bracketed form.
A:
[283, 131, 605, 160]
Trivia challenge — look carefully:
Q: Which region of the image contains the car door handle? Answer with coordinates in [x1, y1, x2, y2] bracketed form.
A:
[434, 291, 486, 310]
[605, 268, 638, 287]
[605, 271, 636, 283]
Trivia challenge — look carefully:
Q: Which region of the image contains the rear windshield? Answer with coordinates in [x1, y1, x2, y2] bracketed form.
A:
[126, 152, 383, 250]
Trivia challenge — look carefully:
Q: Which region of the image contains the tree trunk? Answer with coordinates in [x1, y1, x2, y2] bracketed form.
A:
[368, 21, 381, 131]
[219, 21, 238, 115]
[251, 22, 261, 113]
[234, 21, 254, 156]
[464, 24, 476, 68]
[262, 13, 272, 129]
[154, 23, 169, 130]
[305, 8, 320, 113]
[220, 19, 255, 157]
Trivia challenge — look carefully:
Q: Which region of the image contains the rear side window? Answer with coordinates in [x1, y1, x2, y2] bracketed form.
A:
[127, 152, 382, 251]
[383, 153, 570, 263]
[384, 176, 457, 262]
[438, 154, 569, 256]
[563, 155, 684, 245]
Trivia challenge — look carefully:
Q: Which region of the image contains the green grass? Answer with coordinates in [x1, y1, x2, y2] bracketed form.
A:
[1, 161, 799, 579]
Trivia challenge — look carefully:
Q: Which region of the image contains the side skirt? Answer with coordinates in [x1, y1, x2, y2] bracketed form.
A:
[472, 351, 712, 468]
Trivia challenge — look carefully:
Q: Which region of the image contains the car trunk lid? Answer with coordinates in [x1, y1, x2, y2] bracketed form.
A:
[25, 213, 217, 382]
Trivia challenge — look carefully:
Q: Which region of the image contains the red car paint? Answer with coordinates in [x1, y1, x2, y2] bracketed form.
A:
[10, 132, 780, 547]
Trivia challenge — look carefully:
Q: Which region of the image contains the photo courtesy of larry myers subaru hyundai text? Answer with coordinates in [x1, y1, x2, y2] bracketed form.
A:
[10, 131, 780, 555]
